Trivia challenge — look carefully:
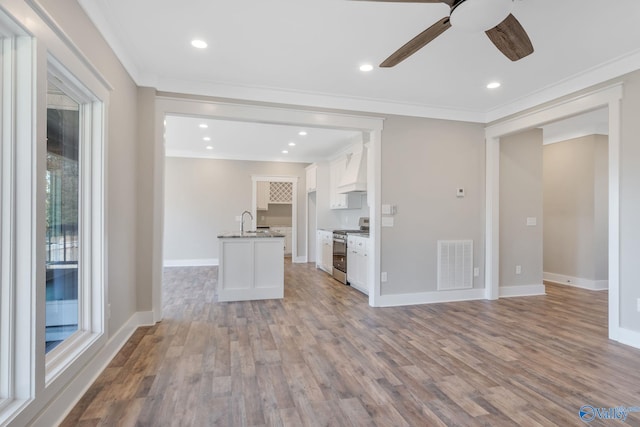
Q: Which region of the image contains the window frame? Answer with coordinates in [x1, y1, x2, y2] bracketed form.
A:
[43, 57, 106, 385]
[0, 20, 37, 422]
[0, 1, 111, 424]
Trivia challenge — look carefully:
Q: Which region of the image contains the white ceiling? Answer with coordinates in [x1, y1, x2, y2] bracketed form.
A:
[79, 0, 633, 160]
[165, 115, 361, 162]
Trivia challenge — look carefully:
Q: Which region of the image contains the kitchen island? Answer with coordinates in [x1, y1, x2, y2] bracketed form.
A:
[217, 230, 285, 302]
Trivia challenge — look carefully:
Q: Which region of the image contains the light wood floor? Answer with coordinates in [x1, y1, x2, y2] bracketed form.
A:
[62, 261, 640, 426]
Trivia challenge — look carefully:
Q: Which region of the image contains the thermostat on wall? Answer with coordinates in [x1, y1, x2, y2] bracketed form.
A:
[457, 188, 465, 198]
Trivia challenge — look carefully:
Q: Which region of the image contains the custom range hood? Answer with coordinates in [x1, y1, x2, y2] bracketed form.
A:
[338, 143, 367, 194]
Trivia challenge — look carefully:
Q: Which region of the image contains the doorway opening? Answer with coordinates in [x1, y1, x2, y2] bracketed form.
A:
[485, 84, 621, 341]
[252, 176, 298, 259]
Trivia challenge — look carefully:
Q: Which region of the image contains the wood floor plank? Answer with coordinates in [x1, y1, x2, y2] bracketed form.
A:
[61, 263, 640, 426]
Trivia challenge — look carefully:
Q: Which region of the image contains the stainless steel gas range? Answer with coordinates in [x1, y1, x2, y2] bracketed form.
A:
[332, 217, 369, 284]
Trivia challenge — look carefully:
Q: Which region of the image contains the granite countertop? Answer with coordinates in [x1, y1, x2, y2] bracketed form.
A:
[217, 230, 285, 238]
[346, 232, 370, 237]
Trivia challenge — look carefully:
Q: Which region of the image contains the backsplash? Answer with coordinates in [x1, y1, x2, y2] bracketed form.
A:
[257, 203, 292, 227]
[337, 194, 369, 228]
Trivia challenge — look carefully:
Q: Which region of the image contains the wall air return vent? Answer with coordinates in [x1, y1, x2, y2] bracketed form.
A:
[437, 240, 473, 291]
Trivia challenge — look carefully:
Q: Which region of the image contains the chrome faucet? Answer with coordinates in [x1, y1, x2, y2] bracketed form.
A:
[240, 210, 253, 234]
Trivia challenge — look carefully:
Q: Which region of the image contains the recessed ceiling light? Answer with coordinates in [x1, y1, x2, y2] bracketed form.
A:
[360, 64, 374, 72]
[288, 142, 296, 147]
[191, 39, 208, 49]
[282, 150, 289, 154]
[203, 137, 211, 141]
[298, 131, 307, 136]
[205, 146, 213, 150]
[487, 81, 501, 89]
[199, 124, 208, 129]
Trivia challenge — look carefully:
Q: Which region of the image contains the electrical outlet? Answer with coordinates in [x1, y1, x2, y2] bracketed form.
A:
[381, 272, 388, 282]
[515, 265, 522, 275]
[473, 267, 479, 277]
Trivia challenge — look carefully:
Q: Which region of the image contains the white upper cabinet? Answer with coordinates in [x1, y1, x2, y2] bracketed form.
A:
[306, 164, 317, 193]
[257, 181, 270, 210]
[269, 181, 293, 204]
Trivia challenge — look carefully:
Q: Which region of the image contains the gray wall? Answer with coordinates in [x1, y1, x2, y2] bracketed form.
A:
[499, 129, 543, 287]
[543, 135, 608, 281]
[380, 116, 486, 295]
[620, 71, 640, 330]
[163, 157, 307, 261]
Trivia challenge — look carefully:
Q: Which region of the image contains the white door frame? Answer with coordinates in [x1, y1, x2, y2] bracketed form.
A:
[154, 96, 384, 321]
[484, 83, 623, 341]
[251, 175, 298, 260]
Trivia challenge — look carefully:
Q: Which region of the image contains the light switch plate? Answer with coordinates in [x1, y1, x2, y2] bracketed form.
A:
[473, 267, 479, 277]
[382, 204, 392, 215]
[526, 217, 537, 226]
[381, 272, 388, 282]
[382, 217, 394, 227]
[515, 265, 522, 275]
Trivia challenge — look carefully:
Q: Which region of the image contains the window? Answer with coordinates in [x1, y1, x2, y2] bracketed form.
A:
[0, 16, 36, 419]
[44, 60, 106, 381]
[0, 4, 108, 424]
[45, 80, 80, 352]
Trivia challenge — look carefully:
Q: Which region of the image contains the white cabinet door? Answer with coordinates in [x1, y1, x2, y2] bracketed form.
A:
[347, 235, 357, 284]
[257, 181, 269, 211]
[357, 237, 369, 294]
[271, 227, 292, 255]
[306, 164, 317, 193]
[347, 235, 369, 295]
[317, 230, 333, 273]
[316, 230, 324, 270]
[323, 236, 333, 273]
[329, 157, 347, 209]
[284, 227, 292, 255]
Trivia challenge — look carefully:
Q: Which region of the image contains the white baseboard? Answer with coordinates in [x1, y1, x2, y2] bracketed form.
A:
[35, 311, 155, 427]
[499, 284, 546, 298]
[616, 328, 640, 348]
[294, 256, 307, 263]
[543, 272, 608, 290]
[617, 327, 640, 350]
[163, 258, 218, 267]
[378, 288, 486, 307]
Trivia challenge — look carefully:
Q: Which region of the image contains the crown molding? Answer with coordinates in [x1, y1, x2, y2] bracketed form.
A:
[79, 0, 640, 125]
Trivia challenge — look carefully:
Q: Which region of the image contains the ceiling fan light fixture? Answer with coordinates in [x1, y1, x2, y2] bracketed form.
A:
[450, 0, 513, 33]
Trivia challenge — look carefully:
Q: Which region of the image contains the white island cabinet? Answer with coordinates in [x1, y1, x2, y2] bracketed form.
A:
[217, 231, 285, 301]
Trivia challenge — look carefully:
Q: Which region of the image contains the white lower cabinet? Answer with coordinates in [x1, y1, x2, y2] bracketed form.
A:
[347, 234, 369, 295]
[271, 227, 292, 255]
[316, 230, 333, 274]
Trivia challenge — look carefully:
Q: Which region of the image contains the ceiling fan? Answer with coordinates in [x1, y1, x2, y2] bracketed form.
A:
[354, 0, 534, 67]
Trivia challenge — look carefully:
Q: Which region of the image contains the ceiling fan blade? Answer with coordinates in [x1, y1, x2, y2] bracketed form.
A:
[485, 14, 534, 61]
[350, 0, 450, 3]
[380, 17, 451, 67]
